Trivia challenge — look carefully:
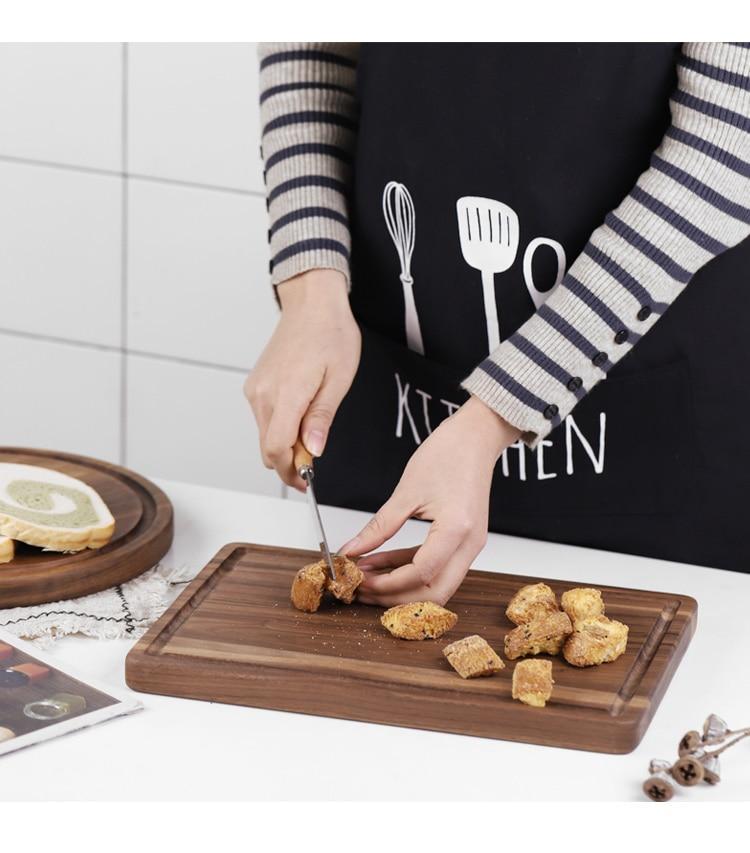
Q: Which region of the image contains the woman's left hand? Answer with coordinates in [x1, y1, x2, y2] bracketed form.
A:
[339, 397, 521, 606]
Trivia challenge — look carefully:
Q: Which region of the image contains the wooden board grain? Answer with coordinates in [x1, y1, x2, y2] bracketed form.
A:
[0, 448, 173, 608]
[126, 542, 698, 753]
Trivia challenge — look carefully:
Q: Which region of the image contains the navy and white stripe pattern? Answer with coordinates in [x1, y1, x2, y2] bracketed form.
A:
[463, 42, 750, 444]
[259, 43, 359, 286]
[260, 43, 750, 445]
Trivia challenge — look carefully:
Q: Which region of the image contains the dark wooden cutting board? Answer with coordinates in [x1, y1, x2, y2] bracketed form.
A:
[0, 448, 173, 607]
[126, 542, 698, 753]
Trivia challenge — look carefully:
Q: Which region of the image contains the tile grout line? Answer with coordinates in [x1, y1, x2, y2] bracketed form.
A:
[0, 154, 266, 199]
[120, 42, 129, 466]
[0, 326, 252, 375]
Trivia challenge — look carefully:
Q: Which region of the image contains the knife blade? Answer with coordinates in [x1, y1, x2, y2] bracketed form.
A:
[293, 438, 337, 580]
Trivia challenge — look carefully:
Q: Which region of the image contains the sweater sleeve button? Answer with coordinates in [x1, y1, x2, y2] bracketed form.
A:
[637, 305, 652, 321]
[567, 376, 583, 392]
[543, 404, 559, 420]
[592, 351, 607, 368]
[614, 329, 629, 345]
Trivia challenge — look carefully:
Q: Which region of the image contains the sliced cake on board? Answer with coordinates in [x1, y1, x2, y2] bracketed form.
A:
[0, 463, 115, 555]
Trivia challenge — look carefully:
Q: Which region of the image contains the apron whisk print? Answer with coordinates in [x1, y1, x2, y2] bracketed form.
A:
[382, 181, 424, 355]
[317, 42, 750, 574]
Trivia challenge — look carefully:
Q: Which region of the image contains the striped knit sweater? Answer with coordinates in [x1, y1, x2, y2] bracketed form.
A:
[259, 42, 750, 445]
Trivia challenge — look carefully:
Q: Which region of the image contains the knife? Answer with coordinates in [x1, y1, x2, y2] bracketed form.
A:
[293, 438, 337, 580]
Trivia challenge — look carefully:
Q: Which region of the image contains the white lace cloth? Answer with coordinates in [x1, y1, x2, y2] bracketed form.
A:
[0, 564, 196, 646]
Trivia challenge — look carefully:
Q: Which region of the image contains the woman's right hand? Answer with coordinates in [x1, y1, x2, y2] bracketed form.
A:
[244, 269, 361, 490]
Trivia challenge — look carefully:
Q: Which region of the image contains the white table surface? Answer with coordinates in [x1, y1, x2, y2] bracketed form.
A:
[2, 477, 749, 801]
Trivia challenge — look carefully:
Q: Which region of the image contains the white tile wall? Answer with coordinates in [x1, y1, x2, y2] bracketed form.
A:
[126, 354, 280, 496]
[0, 161, 122, 347]
[0, 44, 122, 171]
[0, 43, 279, 496]
[127, 43, 264, 192]
[127, 179, 276, 369]
[0, 333, 121, 462]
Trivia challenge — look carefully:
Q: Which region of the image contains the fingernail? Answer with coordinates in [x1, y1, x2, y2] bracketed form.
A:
[340, 536, 360, 555]
[357, 562, 374, 572]
[306, 430, 326, 457]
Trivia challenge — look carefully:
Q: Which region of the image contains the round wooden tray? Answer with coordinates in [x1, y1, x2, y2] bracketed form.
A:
[0, 448, 173, 608]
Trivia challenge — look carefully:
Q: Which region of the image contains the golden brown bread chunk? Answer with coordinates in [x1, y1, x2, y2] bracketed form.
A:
[443, 634, 505, 679]
[325, 555, 364, 604]
[505, 582, 558, 625]
[290, 555, 363, 612]
[512, 659, 554, 707]
[561, 587, 605, 625]
[563, 615, 629, 667]
[290, 561, 328, 613]
[381, 601, 458, 640]
[504, 610, 573, 660]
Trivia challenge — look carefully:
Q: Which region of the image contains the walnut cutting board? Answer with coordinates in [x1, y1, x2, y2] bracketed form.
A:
[126, 542, 697, 753]
[0, 448, 173, 608]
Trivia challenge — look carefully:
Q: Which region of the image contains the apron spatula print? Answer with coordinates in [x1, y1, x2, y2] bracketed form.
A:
[456, 196, 567, 349]
[456, 196, 520, 351]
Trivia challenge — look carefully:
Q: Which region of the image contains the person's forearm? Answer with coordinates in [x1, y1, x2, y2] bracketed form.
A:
[258, 43, 360, 288]
[464, 42, 750, 446]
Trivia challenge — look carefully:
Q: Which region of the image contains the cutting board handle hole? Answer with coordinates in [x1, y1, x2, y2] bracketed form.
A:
[609, 600, 680, 717]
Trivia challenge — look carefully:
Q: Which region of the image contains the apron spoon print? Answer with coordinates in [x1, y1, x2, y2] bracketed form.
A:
[523, 236, 566, 310]
[456, 196, 520, 351]
[383, 181, 424, 355]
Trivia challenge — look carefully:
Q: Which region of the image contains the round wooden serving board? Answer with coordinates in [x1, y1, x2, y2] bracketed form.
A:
[0, 448, 173, 608]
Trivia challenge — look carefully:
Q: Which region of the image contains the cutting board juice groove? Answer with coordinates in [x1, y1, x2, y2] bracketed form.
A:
[126, 543, 697, 753]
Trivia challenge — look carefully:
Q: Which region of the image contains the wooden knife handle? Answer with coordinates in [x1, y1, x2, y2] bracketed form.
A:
[293, 437, 314, 475]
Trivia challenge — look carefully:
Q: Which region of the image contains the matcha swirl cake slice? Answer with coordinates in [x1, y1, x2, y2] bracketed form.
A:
[0, 535, 13, 564]
[0, 463, 115, 552]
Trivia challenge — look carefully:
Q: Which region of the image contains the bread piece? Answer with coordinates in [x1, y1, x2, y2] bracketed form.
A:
[505, 582, 558, 625]
[443, 634, 505, 678]
[504, 610, 573, 660]
[563, 615, 629, 667]
[561, 587, 605, 625]
[381, 601, 458, 640]
[290, 561, 328, 612]
[325, 555, 363, 604]
[0, 463, 114, 552]
[512, 659, 554, 708]
[0, 536, 14, 565]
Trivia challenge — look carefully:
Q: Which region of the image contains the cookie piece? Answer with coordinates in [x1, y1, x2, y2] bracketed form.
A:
[381, 601, 458, 640]
[561, 588, 605, 625]
[443, 634, 505, 679]
[504, 610, 573, 660]
[512, 659, 554, 708]
[290, 561, 328, 612]
[326, 555, 363, 604]
[563, 615, 629, 667]
[505, 582, 558, 625]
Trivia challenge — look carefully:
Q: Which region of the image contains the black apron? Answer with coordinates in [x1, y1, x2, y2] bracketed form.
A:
[315, 43, 750, 574]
